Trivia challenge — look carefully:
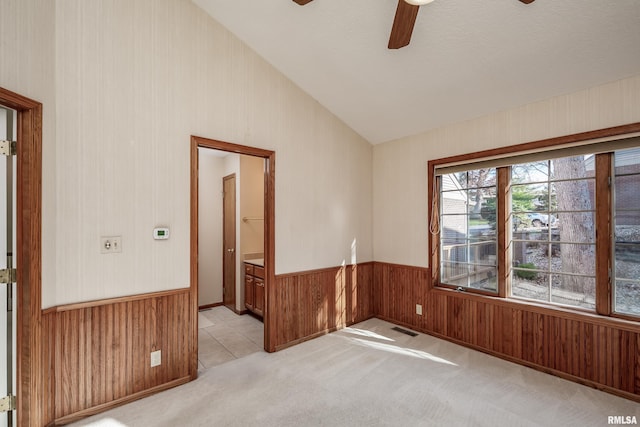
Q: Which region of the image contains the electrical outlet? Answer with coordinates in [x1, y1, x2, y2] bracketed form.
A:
[100, 236, 122, 254]
[150, 350, 161, 367]
[416, 304, 423, 316]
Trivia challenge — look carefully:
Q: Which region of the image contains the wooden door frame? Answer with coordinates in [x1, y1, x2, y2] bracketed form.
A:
[190, 136, 276, 378]
[222, 173, 236, 312]
[0, 87, 43, 426]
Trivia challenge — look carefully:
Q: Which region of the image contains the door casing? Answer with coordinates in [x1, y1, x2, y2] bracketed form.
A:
[190, 135, 276, 380]
[0, 87, 43, 426]
[1, 105, 16, 427]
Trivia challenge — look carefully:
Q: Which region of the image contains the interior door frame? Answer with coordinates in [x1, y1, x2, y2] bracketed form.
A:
[0, 87, 43, 426]
[190, 135, 276, 378]
[221, 173, 236, 311]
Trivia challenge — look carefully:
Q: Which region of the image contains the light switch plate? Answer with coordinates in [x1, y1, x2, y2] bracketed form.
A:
[100, 236, 122, 254]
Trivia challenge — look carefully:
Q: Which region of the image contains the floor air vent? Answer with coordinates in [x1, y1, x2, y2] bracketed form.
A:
[391, 326, 418, 337]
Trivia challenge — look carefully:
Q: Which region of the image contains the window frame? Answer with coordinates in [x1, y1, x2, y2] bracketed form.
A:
[439, 168, 500, 295]
[428, 123, 640, 321]
[508, 157, 598, 311]
[611, 148, 640, 318]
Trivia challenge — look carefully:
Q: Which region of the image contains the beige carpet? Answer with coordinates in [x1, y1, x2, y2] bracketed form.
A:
[73, 318, 640, 426]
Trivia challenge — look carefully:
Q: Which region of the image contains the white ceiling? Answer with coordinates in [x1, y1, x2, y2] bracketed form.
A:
[193, 0, 640, 144]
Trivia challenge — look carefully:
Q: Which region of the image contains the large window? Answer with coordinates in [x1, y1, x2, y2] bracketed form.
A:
[431, 128, 640, 320]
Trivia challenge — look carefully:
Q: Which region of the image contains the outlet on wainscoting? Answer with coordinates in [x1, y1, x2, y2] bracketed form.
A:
[416, 304, 423, 316]
[150, 350, 161, 367]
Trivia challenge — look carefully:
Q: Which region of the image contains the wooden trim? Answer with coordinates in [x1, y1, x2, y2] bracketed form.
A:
[274, 327, 339, 352]
[47, 290, 191, 422]
[264, 151, 276, 352]
[373, 262, 429, 328]
[371, 261, 428, 273]
[198, 302, 223, 311]
[190, 135, 277, 363]
[1, 87, 43, 427]
[190, 136, 199, 380]
[41, 306, 57, 316]
[595, 153, 612, 316]
[275, 261, 375, 279]
[53, 376, 191, 425]
[435, 282, 500, 298]
[428, 123, 640, 319]
[497, 167, 510, 298]
[274, 263, 375, 348]
[372, 261, 430, 273]
[611, 312, 640, 323]
[374, 261, 640, 402]
[0, 87, 41, 110]
[191, 136, 274, 158]
[49, 288, 190, 313]
[431, 285, 640, 333]
[414, 322, 640, 404]
[429, 122, 640, 168]
[375, 315, 422, 332]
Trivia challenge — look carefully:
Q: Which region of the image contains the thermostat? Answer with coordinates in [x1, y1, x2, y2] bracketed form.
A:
[153, 227, 170, 240]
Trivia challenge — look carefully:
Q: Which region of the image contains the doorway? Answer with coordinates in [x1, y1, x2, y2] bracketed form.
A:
[0, 87, 42, 426]
[190, 136, 275, 376]
[1, 106, 16, 427]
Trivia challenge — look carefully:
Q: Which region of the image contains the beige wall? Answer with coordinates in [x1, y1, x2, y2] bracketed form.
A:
[47, 0, 372, 306]
[0, 0, 57, 307]
[197, 149, 224, 307]
[7, 0, 636, 308]
[240, 155, 264, 258]
[373, 75, 640, 267]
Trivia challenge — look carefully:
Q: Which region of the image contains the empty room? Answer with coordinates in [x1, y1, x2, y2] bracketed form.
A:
[1, 0, 640, 426]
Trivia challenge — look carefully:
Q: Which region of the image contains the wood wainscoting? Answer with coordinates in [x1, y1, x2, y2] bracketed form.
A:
[273, 262, 374, 350]
[372, 261, 640, 402]
[41, 289, 193, 425]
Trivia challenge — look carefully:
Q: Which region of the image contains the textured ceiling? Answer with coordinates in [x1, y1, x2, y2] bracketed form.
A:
[193, 0, 640, 144]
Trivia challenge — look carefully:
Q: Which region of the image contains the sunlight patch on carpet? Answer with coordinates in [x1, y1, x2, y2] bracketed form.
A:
[350, 337, 458, 366]
[342, 327, 395, 341]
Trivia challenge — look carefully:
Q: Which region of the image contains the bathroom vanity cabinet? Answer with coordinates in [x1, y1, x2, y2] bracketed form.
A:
[244, 260, 264, 317]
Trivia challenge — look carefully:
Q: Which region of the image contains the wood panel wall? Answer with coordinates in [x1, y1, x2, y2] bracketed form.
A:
[33, 260, 639, 423]
[273, 262, 374, 350]
[373, 261, 640, 402]
[41, 289, 193, 425]
[38, 260, 372, 424]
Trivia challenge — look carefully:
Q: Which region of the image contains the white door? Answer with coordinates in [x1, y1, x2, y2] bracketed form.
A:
[0, 106, 17, 427]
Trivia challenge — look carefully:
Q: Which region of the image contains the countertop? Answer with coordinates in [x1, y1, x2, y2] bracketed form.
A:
[244, 258, 264, 267]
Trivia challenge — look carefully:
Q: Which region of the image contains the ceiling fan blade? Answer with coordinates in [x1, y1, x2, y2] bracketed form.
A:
[519, 0, 535, 3]
[292, 0, 314, 5]
[388, 0, 420, 49]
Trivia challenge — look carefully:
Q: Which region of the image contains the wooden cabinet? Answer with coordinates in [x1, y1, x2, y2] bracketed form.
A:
[244, 262, 265, 317]
[254, 277, 264, 316]
[244, 268, 254, 312]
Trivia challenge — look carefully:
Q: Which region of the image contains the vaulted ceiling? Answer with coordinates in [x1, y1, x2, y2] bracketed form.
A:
[193, 0, 640, 144]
